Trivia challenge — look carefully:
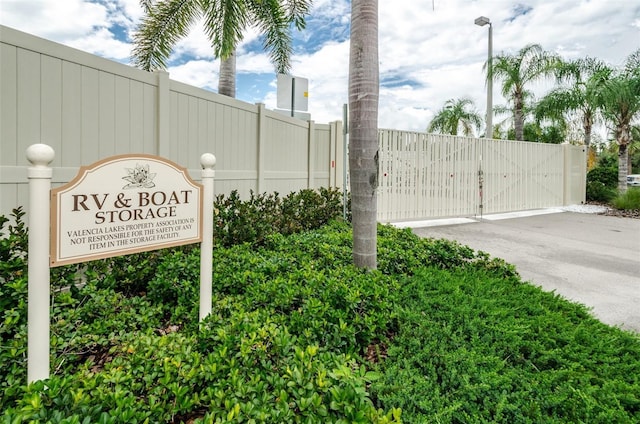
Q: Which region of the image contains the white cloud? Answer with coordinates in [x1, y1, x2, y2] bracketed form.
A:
[168, 60, 219, 91]
[285, 41, 350, 123]
[1, 0, 638, 133]
[68, 27, 133, 61]
[238, 52, 276, 74]
[0, 0, 108, 38]
[170, 24, 216, 63]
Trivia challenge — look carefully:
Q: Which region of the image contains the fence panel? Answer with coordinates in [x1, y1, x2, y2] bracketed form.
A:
[564, 144, 588, 205]
[262, 110, 310, 195]
[480, 139, 564, 214]
[0, 25, 342, 219]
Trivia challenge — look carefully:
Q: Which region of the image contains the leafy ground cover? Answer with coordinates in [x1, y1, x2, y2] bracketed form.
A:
[1, 190, 639, 423]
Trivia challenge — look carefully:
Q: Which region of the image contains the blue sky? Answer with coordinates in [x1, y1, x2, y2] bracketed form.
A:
[1, 0, 639, 138]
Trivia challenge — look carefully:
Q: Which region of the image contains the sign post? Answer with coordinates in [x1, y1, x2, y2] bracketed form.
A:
[199, 153, 216, 321]
[26, 144, 55, 384]
[26, 146, 215, 382]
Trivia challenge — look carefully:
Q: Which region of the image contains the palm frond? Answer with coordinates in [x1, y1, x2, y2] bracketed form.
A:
[202, 0, 248, 59]
[131, 0, 202, 71]
[282, 0, 313, 30]
[427, 97, 482, 137]
[624, 48, 640, 77]
[249, 0, 293, 74]
[140, 0, 154, 13]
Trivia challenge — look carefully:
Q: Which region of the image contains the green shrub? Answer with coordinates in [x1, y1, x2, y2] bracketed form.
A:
[146, 249, 202, 327]
[0, 208, 28, 329]
[213, 187, 345, 247]
[587, 180, 617, 202]
[587, 166, 618, 202]
[613, 187, 640, 210]
[2, 192, 639, 423]
[597, 153, 618, 170]
[372, 267, 640, 423]
[588, 165, 618, 187]
[280, 187, 344, 234]
[0, 209, 80, 397]
[195, 311, 400, 423]
[1, 222, 402, 422]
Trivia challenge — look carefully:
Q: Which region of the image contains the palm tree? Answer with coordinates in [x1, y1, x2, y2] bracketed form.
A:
[630, 125, 640, 174]
[488, 44, 559, 141]
[427, 98, 483, 137]
[493, 91, 536, 139]
[535, 57, 609, 148]
[595, 48, 640, 191]
[349, 0, 379, 270]
[132, 0, 311, 98]
[606, 127, 640, 175]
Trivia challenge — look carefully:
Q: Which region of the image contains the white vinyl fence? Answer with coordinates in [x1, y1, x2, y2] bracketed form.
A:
[0, 25, 344, 221]
[1, 25, 585, 224]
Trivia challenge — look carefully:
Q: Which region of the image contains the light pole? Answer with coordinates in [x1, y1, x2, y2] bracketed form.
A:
[475, 16, 492, 138]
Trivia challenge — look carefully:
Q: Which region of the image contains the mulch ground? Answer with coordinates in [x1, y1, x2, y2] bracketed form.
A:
[590, 202, 640, 219]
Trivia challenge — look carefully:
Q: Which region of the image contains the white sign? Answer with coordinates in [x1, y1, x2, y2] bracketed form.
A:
[277, 74, 309, 111]
[51, 154, 202, 266]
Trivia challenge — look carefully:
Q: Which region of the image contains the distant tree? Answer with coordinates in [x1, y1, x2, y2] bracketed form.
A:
[349, 0, 379, 270]
[605, 125, 640, 175]
[488, 44, 559, 141]
[492, 91, 536, 139]
[508, 121, 566, 144]
[132, 0, 311, 97]
[594, 48, 640, 191]
[535, 57, 610, 148]
[631, 126, 640, 173]
[427, 98, 483, 137]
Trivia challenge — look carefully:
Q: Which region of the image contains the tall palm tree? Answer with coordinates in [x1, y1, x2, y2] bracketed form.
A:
[488, 44, 559, 141]
[427, 97, 483, 137]
[630, 125, 640, 174]
[349, 0, 379, 270]
[606, 127, 640, 175]
[493, 91, 536, 139]
[595, 48, 640, 191]
[535, 57, 609, 148]
[132, 0, 311, 98]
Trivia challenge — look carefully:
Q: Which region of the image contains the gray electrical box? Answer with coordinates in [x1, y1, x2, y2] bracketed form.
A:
[277, 74, 309, 114]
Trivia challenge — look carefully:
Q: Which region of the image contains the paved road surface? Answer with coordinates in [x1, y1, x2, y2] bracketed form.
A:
[405, 210, 640, 333]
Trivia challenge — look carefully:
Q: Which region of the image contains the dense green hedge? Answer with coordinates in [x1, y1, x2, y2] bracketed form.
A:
[1, 187, 639, 423]
[212, 187, 344, 247]
[374, 266, 640, 422]
[586, 166, 618, 202]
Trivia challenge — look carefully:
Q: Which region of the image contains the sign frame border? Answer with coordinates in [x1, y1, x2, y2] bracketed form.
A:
[50, 153, 204, 267]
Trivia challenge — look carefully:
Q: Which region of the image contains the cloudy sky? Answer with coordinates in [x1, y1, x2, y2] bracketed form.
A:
[1, 0, 639, 134]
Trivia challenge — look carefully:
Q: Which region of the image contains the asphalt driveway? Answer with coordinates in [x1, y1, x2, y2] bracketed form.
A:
[404, 210, 640, 333]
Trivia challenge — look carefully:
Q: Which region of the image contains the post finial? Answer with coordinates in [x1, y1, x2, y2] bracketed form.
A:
[200, 153, 216, 169]
[26, 144, 55, 166]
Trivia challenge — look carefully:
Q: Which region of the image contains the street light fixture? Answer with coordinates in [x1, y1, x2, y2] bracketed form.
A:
[475, 16, 493, 138]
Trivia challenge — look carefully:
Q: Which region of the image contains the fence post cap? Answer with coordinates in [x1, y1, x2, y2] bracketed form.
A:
[200, 153, 216, 169]
[26, 144, 55, 166]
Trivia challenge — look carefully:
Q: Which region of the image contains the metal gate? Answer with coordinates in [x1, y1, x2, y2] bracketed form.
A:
[377, 130, 585, 222]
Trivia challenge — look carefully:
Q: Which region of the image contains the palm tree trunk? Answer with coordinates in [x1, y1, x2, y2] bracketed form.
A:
[583, 114, 592, 148]
[349, 0, 379, 269]
[617, 125, 631, 192]
[218, 51, 236, 98]
[514, 94, 525, 141]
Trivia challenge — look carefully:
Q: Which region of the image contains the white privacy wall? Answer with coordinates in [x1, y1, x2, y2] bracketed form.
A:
[1, 25, 584, 224]
[0, 25, 343, 220]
